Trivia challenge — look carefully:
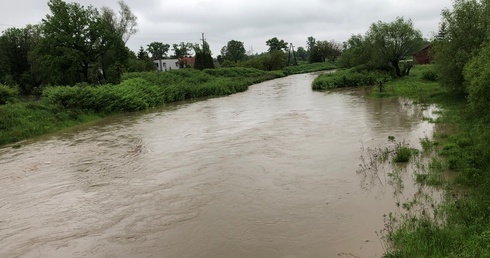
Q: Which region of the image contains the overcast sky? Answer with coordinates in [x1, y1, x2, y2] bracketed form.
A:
[0, 0, 453, 57]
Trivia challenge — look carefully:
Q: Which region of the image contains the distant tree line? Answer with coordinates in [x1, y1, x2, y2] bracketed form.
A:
[217, 36, 342, 71]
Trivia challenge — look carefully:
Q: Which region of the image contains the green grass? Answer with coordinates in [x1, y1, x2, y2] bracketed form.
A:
[371, 65, 446, 103]
[283, 61, 336, 75]
[0, 102, 100, 146]
[371, 65, 490, 258]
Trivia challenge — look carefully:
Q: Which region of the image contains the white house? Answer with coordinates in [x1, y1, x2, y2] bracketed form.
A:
[153, 59, 180, 71]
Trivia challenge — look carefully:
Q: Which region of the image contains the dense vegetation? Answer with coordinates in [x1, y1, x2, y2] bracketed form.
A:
[368, 1, 490, 256]
[0, 64, 341, 146]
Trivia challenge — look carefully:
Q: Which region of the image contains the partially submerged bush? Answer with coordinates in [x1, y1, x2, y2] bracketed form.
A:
[312, 69, 391, 90]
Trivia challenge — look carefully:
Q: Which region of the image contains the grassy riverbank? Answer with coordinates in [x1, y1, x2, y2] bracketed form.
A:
[366, 65, 490, 257]
[0, 63, 335, 147]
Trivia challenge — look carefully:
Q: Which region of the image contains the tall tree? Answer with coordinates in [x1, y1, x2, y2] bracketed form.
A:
[309, 40, 342, 63]
[147, 41, 170, 59]
[306, 36, 316, 53]
[266, 37, 288, 52]
[223, 40, 246, 63]
[101, 0, 137, 43]
[172, 42, 193, 58]
[0, 25, 41, 94]
[193, 42, 214, 70]
[296, 46, 308, 61]
[366, 17, 423, 76]
[435, 0, 490, 94]
[36, 0, 129, 85]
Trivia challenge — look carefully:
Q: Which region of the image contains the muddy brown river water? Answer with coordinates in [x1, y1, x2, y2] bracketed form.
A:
[0, 73, 437, 257]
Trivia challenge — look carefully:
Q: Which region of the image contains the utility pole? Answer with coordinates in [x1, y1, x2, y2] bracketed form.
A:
[287, 43, 297, 66]
[201, 32, 206, 53]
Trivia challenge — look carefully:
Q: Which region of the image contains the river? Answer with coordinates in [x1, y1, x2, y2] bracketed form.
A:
[0, 72, 436, 257]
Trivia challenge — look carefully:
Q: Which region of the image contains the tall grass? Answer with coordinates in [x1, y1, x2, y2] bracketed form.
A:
[378, 65, 490, 258]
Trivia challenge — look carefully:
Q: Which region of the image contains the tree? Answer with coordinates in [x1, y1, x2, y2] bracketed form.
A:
[0, 25, 41, 94]
[306, 36, 316, 53]
[137, 46, 149, 60]
[147, 42, 170, 59]
[366, 17, 423, 77]
[172, 42, 194, 58]
[435, 0, 490, 94]
[223, 40, 246, 63]
[264, 50, 287, 70]
[309, 40, 342, 63]
[266, 37, 288, 52]
[35, 0, 131, 85]
[193, 42, 214, 70]
[101, 0, 137, 43]
[296, 46, 308, 61]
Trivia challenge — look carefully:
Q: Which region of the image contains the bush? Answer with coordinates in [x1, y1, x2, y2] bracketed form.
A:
[0, 84, 19, 105]
[312, 69, 391, 90]
[422, 69, 438, 81]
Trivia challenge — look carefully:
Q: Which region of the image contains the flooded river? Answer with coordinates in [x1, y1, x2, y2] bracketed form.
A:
[0, 73, 436, 257]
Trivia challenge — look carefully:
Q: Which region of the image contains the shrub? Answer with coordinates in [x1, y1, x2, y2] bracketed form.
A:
[0, 84, 19, 105]
[312, 69, 391, 90]
[422, 69, 438, 81]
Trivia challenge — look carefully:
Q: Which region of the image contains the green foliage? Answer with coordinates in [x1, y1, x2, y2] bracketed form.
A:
[146, 41, 170, 59]
[0, 25, 41, 95]
[283, 62, 336, 75]
[266, 37, 288, 52]
[421, 68, 438, 82]
[370, 65, 445, 102]
[222, 40, 246, 63]
[464, 43, 490, 122]
[309, 40, 342, 63]
[393, 145, 416, 163]
[312, 69, 391, 90]
[435, 0, 490, 94]
[240, 51, 287, 71]
[0, 84, 19, 104]
[367, 17, 423, 77]
[171, 42, 194, 58]
[0, 101, 100, 146]
[33, 0, 135, 85]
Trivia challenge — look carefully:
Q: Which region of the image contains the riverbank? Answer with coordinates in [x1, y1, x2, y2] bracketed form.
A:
[0, 63, 335, 147]
[366, 65, 490, 257]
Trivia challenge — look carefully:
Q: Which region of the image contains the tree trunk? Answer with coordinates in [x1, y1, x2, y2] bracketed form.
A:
[391, 60, 401, 77]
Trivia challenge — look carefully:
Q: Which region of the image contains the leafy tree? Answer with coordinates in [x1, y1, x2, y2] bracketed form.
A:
[296, 46, 308, 61]
[309, 40, 342, 63]
[306, 36, 316, 53]
[223, 40, 246, 63]
[266, 37, 288, 52]
[263, 50, 287, 70]
[147, 41, 170, 59]
[172, 42, 194, 58]
[366, 17, 423, 77]
[35, 0, 131, 85]
[0, 25, 41, 94]
[435, 0, 490, 94]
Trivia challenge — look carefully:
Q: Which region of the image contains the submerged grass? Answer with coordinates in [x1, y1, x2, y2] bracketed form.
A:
[365, 65, 490, 257]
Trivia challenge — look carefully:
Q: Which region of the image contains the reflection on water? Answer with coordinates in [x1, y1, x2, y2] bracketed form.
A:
[0, 73, 436, 257]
